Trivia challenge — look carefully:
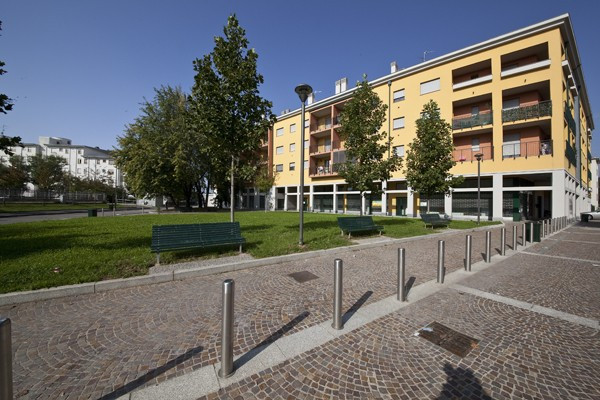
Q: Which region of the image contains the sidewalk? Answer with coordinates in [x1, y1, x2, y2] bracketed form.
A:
[3, 221, 599, 399]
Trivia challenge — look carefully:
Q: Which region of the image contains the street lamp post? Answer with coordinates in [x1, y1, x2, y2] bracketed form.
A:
[475, 153, 483, 225]
[295, 84, 313, 246]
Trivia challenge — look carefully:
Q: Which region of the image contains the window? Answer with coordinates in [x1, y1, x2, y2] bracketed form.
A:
[420, 78, 440, 95]
[276, 146, 284, 155]
[289, 162, 296, 171]
[393, 117, 405, 130]
[289, 143, 296, 152]
[304, 140, 309, 149]
[304, 119, 309, 128]
[83, 159, 88, 164]
[503, 133, 521, 158]
[78, 150, 82, 154]
[28, 147, 33, 153]
[78, 159, 82, 164]
[393, 145, 405, 157]
[393, 89, 405, 102]
[276, 128, 284, 137]
[502, 98, 520, 110]
[275, 164, 283, 172]
[471, 138, 480, 152]
[304, 160, 308, 170]
[290, 123, 296, 133]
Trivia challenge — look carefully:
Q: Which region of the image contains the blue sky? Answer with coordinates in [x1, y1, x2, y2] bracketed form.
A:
[2, 1, 599, 154]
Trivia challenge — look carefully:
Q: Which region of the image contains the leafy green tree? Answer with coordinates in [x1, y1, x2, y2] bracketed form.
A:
[116, 86, 199, 208]
[337, 76, 402, 215]
[405, 100, 463, 212]
[0, 156, 29, 201]
[189, 14, 275, 221]
[29, 155, 66, 201]
[254, 164, 278, 212]
[0, 21, 21, 154]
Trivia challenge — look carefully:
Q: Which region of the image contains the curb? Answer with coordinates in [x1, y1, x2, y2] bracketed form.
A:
[0, 223, 510, 306]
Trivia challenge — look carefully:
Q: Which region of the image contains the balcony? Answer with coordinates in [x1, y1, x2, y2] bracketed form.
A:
[453, 74, 492, 90]
[564, 102, 576, 135]
[452, 112, 493, 130]
[502, 139, 553, 159]
[453, 145, 494, 163]
[309, 163, 341, 177]
[500, 59, 551, 78]
[502, 100, 552, 123]
[309, 143, 331, 155]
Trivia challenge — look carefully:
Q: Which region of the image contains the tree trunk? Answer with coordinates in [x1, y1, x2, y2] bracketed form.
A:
[427, 196, 430, 213]
[230, 157, 235, 222]
[205, 177, 211, 209]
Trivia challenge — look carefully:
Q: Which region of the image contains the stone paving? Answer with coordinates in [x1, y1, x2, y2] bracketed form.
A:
[1, 226, 502, 399]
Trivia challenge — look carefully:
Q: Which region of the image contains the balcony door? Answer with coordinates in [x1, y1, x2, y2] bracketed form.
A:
[503, 132, 521, 158]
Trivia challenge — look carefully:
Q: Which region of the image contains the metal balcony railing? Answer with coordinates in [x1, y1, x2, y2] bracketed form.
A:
[309, 163, 341, 176]
[452, 111, 493, 130]
[452, 145, 494, 162]
[309, 144, 332, 154]
[564, 102, 577, 134]
[502, 139, 553, 159]
[502, 100, 552, 123]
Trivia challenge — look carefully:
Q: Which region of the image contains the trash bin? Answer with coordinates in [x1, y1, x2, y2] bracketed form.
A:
[581, 213, 590, 223]
[512, 213, 521, 222]
[525, 222, 541, 242]
[87, 209, 97, 217]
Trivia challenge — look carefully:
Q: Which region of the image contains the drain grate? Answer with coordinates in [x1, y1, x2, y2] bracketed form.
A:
[288, 271, 319, 283]
[416, 321, 479, 357]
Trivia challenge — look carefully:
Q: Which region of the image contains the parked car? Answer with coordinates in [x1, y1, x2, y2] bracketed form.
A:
[581, 211, 600, 220]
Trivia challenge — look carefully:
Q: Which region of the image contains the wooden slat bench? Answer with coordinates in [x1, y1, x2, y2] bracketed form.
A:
[420, 213, 450, 229]
[151, 222, 245, 264]
[337, 216, 384, 237]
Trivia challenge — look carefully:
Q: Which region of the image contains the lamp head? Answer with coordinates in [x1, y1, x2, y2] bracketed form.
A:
[295, 84, 313, 103]
[474, 153, 483, 161]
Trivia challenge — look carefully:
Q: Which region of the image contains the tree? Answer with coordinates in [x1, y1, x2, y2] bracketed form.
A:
[189, 14, 275, 222]
[0, 156, 29, 201]
[337, 76, 402, 215]
[29, 155, 66, 201]
[405, 100, 463, 212]
[115, 86, 201, 208]
[0, 21, 21, 154]
[254, 164, 278, 212]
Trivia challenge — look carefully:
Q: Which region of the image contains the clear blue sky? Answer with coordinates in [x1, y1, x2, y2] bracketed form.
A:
[2, 0, 599, 155]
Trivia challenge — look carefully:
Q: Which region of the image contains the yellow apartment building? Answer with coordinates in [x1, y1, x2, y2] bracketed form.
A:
[243, 14, 593, 221]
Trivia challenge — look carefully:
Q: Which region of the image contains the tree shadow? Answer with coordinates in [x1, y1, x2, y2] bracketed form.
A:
[436, 362, 492, 400]
[96, 345, 204, 400]
[235, 311, 310, 369]
[285, 220, 339, 230]
[342, 290, 373, 324]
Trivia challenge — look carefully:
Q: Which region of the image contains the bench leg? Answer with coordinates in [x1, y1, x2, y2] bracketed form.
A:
[156, 252, 160, 265]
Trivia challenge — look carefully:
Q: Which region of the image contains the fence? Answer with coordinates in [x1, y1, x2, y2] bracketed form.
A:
[0, 189, 106, 203]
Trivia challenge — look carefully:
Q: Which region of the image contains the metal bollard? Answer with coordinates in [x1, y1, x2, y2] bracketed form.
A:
[485, 231, 492, 263]
[541, 220, 545, 238]
[141, 205, 144, 214]
[332, 259, 344, 330]
[521, 223, 526, 246]
[512, 225, 518, 251]
[101, 208, 104, 217]
[0, 317, 13, 400]
[500, 227, 506, 256]
[397, 249, 406, 302]
[528, 222, 534, 243]
[465, 235, 472, 272]
[437, 240, 445, 283]
[218, 279, 235, 378]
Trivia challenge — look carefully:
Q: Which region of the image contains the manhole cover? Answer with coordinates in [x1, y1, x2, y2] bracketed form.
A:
[288, 271, 319, 283]
[415, 321, 479, 357]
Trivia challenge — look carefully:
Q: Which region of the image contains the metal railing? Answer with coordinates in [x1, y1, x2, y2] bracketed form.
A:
[502, 100, 552, 123]
[452, 111, 493, 130]
[564, 102, 576, 134]
[309, 164, 341, 176]
[452, 145, 494, 162]
[501, 139, 553, 159]
[309, 144, 332, 154]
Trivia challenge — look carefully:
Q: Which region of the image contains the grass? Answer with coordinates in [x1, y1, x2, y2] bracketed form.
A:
[0, 211, 498, 294]
[0, 203, 112, 213]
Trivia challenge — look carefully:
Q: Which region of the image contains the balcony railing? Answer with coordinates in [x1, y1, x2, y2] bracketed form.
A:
[502, 139, 553, 159]
[452, 112, 493, 130]
[452, 145, 494, 162]
[309, 144, 332, 154]
[332, 141, 343, 151]
[564, 102, 576, 134]
[502, 100, 552, 123]
[309, 164, 341, 176]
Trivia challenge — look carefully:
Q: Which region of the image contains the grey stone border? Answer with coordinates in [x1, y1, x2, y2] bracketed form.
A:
[0, 223, 508, 306]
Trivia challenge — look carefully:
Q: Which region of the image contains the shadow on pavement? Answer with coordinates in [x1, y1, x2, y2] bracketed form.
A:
[97, 345, 204, 400]
[405, 277, 416, 297]
[436, 362, 492, 400]
[342, 290, 373, 324]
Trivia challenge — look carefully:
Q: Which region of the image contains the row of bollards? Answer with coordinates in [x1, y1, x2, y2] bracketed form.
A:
[0, 317, 12, 400]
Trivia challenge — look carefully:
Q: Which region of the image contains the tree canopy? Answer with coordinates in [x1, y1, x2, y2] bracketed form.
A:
[0, 21, 21, 154]
[29, 155, 66, 194]
[337, 76, 401, 215]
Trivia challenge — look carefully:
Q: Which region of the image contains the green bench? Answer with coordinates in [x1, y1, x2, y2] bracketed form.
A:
[151, 222, 245, 264]
[337, 216, 384, 237]
[420, 213, 450, 229]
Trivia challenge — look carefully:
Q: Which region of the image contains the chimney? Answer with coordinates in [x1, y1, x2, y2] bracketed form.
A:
[335, 77, 348, 94]
[307, 93, 315, 105]
[390, 61, 398, 73]
[280, 108, 290, 115]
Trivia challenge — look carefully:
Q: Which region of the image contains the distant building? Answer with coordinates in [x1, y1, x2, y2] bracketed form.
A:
[0, 136, 124, 188]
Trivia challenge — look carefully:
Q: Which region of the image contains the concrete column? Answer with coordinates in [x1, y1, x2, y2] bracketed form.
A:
[284, 187, 288, 211]
[492, 173, 503, 220]
[407, 188, 415, 217]
[444, 192, 452, 218]
[333, 184, 338, 213]
[309, 185, 314, 212]
[552, 170, 566, 217]
[382, 181, 388, 216]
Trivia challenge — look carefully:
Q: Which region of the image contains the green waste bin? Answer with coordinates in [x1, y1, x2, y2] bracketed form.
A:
[525, 222, 541, 242]
[88, 209, 97, 217]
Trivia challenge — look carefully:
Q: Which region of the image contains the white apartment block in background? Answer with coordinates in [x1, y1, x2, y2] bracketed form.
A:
[0, 136, 124, 188]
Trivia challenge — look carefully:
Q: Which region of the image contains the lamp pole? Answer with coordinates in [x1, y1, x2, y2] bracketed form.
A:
[295, 84, 313, 246]
[475, 153, 483, 225]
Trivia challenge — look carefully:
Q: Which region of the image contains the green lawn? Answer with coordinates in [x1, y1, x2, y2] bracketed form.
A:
[0, 211, 498, 293]
[0, 203, 113, 213]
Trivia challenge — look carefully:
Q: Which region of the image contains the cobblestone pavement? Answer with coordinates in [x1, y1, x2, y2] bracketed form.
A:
[201, 289, 600, 400]
[1, 226, 502, 399]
